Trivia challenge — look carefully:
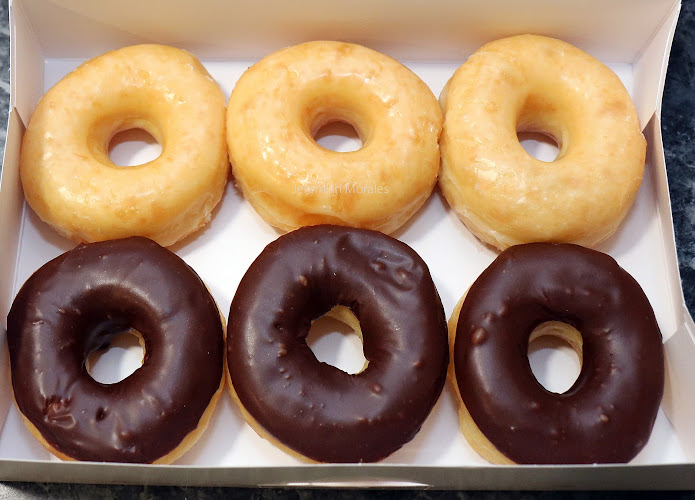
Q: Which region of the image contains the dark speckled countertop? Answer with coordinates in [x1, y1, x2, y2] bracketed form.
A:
[1, 0, 695, 498]
[663, 1, 695, 314]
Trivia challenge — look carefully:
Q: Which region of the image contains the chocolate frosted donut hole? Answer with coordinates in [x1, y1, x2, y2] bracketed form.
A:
[450, 243, 664, 464]
[7, 237, 225, 463]
[227, 225, 449, 463]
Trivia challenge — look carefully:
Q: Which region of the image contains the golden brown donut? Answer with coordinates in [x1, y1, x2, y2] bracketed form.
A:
[226, 41, 442, 234]
[439, 35, 646, 249]
[20, 44, 228, 247]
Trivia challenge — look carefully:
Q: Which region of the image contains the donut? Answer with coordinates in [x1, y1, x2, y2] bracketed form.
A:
[6, 237, 225, 463]
[439, 35, 646, 250]
[19, 44, 228, 247]
[226, 225, 449, 462]
[226, 41, 442, 234]
[449, 243, 664, 464]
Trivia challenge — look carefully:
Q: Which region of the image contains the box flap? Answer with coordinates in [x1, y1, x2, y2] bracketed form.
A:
[633, 0, 680, 127]
[664, 313, 695, 461]
[16, 0, 681, 61]
[0, 109, 26, 330]
[643, 115, 684, 340]
[9, 0, 43, 125]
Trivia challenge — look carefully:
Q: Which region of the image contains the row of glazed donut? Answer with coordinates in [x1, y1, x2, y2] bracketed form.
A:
[19, 36, 645, 251]
[7, 227, 663, 465]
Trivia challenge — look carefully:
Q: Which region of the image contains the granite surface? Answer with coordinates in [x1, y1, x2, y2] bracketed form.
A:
[0, 0, 8, 160]
[1, 0, 695, 498]
[663, 0, 695, 315]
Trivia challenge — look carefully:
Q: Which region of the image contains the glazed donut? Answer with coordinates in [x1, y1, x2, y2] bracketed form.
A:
[6, 237, 225, 463]
[439, 35, 646, 250]
[19, 44, 228, 247]
[226, 225, 449, 462]
[449, 243, 664, 464]
[226, 41, 442, 234]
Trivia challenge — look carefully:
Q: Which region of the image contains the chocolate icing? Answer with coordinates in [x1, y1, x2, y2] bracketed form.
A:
[227, 225, 449, 463]
[7, 237, 225, 463]
[454, 243, 664, 464]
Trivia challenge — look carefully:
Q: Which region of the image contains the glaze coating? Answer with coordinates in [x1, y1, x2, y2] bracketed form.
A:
[227, 225, 449, 463]
[453, 243, 664, 464]
[7, 237, 225, 463]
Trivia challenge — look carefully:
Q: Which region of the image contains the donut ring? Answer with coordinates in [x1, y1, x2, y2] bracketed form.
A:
[450, 243, 664, 464]
[227, 225, 449, 462]
[19, 44, 229, 247]
[226, 41, 443, 234]
[439, 35, 646, 249]
[7, 238, 226, 463]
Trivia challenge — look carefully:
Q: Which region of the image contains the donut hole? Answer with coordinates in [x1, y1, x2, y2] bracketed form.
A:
[86, 329, 145, 384]
[108, 128, 162, 166]
[517, 131, 560, 162]
[313, 120, 363, 152]
[527, 321, 582, 394]
[306, 305, 368, 374]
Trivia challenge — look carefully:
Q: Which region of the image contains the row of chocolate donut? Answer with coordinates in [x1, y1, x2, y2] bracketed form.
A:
[7, 226, 663, 465]
[19, 36, 645, 252]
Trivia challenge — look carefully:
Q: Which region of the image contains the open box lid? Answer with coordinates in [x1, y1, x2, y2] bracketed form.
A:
[9, 0, 681, 129]
[3, 0, 695, 489]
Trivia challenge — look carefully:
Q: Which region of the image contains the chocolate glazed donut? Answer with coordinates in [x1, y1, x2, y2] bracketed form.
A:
[227, 225, 449, 463]
[452, 243, 664, 464]
[7, 237, 225, 463]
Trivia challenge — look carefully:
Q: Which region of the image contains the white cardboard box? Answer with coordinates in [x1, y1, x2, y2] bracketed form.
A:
[0, 0, 692, 489]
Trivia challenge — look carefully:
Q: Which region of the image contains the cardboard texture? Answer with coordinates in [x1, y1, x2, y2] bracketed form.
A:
[0, 0, 691, 488]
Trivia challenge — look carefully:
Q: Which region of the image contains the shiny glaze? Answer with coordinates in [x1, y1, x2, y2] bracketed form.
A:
[227, 225, 449, 463]
[454, 243, 664, 464]
[7, 237, 225, 463]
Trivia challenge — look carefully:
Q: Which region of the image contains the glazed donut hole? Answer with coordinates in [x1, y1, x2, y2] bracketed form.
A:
[107, 127, 162, 167]
[517, 131, 559, 162]
[516, 117, 561, 163]
[89, 114, 165, 168]
[527, 321, 583, 394]
[312, 119, 363, 153]
[515, 96, 568, 163]
[84, 82, 169, 168]
[302, 92, 373, 153]
[305, 305, 368, 375]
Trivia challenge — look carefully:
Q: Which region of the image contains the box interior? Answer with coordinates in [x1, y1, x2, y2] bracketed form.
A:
[0, 0, 688, 483]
